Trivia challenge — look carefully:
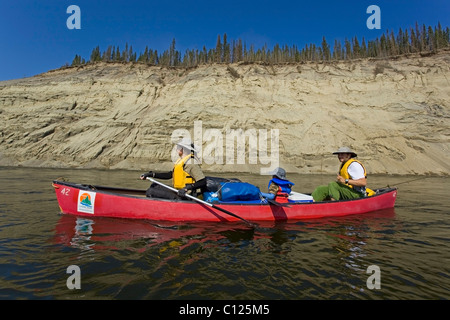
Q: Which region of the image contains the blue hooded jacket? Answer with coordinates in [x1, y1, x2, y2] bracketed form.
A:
[268, 178, 295, 194]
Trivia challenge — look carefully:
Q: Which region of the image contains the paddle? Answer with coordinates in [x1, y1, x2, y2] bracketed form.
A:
[146, 177, 258, 228]
[266, 198, 291, 208]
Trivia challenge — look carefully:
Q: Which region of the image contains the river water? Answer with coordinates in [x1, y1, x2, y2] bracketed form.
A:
[0, 166, 448, 303]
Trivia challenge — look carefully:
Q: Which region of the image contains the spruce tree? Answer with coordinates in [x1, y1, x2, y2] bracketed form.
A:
[360, 37, 367, 57]
[410, 29, 418, 53]
[223, 33, 230, 63]
[70, 22, 450, 69]
[344, 38, 352, 60]
[71, 54, 81, 66]
[90, 46, 101, 62]
[115, 47, 121, 61]
[215, 35, 222, 63]
[169, 38, 176, 66]
[321, 36, 331, 61]
[353, 37, 361, 58]
[333, 39, 342, 60]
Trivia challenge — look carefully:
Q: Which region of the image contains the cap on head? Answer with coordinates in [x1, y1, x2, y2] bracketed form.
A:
[332, 146, 357, 158]
[176, 137, 198, 154]
[270, 167, 286, 180]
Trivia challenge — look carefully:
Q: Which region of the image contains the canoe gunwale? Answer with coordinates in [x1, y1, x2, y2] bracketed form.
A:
[52, 179, 397, 207]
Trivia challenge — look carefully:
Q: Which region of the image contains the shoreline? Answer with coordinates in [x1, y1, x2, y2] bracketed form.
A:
[0, 164, 446, 177]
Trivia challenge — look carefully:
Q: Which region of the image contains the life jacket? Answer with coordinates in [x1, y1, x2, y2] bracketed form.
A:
[173, 154, 195, 189]
[268, 178, 294, 202]
[339, 159, 375, 196]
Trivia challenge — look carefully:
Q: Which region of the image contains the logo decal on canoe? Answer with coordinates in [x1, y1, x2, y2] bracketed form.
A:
[77, 191, 96, 214]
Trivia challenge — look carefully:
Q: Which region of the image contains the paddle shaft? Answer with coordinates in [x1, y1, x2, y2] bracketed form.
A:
[146, 178, 257, 227]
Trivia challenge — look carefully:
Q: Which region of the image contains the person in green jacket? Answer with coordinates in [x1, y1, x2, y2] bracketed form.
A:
[312, 147, 368, 202]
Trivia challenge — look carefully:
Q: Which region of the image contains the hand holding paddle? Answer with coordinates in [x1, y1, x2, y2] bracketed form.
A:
[140, 171, 154, 180]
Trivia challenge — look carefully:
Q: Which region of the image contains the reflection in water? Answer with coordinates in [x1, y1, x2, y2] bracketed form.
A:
[72, 218, 94, 251]
[277, 208, 398, 295]
[320, 208, 397, 273]
[54, 208, 398, 296]
[54, 215, 260, 253]
[2, 166, 448, 300]
[55, 208, 396, 254]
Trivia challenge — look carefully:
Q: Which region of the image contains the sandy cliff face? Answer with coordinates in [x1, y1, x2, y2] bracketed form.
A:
[1, 51, 449, 175]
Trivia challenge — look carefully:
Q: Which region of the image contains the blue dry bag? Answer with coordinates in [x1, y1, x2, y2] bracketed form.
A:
[219, 182, 261, 202]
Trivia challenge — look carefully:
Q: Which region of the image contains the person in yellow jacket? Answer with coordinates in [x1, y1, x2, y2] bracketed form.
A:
[312, 147, 374, 202]
[140, 138, 206, 199]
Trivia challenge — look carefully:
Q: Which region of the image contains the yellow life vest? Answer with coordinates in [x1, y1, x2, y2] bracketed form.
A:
[339, 159, 375, 197]
[173, 154, 195, 189]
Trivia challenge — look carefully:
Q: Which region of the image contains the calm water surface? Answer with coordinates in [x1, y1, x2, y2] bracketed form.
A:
[0, 167, 448, 301]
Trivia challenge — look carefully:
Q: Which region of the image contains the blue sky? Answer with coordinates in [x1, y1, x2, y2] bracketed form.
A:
[0, 0, 449, 81]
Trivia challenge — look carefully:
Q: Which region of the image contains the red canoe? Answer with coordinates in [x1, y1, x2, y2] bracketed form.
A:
[52, 180, 397, 222]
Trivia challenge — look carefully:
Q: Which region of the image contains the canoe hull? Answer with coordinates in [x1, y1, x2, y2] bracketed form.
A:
[52, 180, 397, 222]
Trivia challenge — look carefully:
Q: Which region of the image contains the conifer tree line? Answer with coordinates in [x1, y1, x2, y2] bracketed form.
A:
[72, 22, 449, 67]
